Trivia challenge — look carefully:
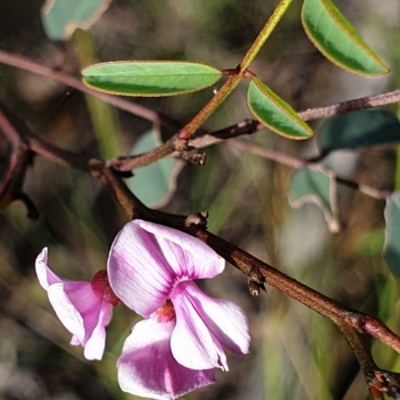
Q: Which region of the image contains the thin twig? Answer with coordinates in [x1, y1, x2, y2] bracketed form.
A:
[0, 106, 37, 217]
[0, 50, 161, 126]
[298, 91, 400, 121]
[347, 313, 400, 354]
[107, 85, 400, 171]
[228, 139, 392, 200]
[227, 139, 307, 169]
[29, 137, 101, 174]
[190, 86, 400, 148]
[338, 324, 383, 400]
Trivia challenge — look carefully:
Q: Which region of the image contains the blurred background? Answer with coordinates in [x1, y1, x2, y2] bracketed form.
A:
[0, 0, 399, 399]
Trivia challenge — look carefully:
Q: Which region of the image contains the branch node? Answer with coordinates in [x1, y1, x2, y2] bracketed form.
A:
[248, 278, 262, 296]
[369, 370, 400, 399]
[221, 68, 238, 77]
[247, 269, 266, 296]
[345, 311, 367, 333]
[185, 211, 208, 229]
[180, 147, 206, 165]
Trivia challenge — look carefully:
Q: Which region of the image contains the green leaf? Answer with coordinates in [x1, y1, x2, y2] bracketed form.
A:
[301, 0, 390, 76]
[247, 77, 314, 140]
[289, 166, 339, 232]
[82, 61, 222, 96]
[41, 0, 112, 41]
[320, 109, 400, 152]
[125, 130, 184, 207]
[384, 192, 400, 278]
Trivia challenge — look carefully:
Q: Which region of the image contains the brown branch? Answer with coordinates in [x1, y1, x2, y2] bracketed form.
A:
[339, 324, 382, 399]
[96, 170, 400, 373]
[192, 85, 400, 147]
[0, 106, 37, 217]
[0, 141, 33, 211]
[298, 90, 400, 121]
[29, 136, 101, 174]
[347, 313, 400, 354]
[108, 87, 400, 171]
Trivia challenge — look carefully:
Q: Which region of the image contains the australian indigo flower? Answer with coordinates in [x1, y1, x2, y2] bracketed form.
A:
[108, 220, 250, 399]
[35, 248, 119, 360]
[36, 220, 250, 400]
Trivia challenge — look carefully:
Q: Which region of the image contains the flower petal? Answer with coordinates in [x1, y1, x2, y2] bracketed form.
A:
[181, 281, 250, 356]
[134, 220, 225, 281]
[47, 282, 85, 341]
[35, 248, 112, 361]
[83, 302, 113, 360]
[170, 283, 220, 370]
[118, 318, 215, 400]
[108, 221, 174, 317]
[47, 281, 101, 345]
[108, 220, 225, 317]
[35, 248, 64, 289]
[70, 335, 80, 346]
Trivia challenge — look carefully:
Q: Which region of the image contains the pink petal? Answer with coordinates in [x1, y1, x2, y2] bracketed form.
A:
[108, 220, 225, 318]
[133, 220, 225, 281]
[83, 302, 113, 360]
[35, 248, 64, 289]
[170, 282, 250, 371]
[35, 248, 112, 361]
[180, 281, 250, 356]
[47, 281, 102, 345]
[108, 221, 174, 317]
[47, 283, 85, 341]
[70, 335, 80, 346]
[118, 318, 215, 400]
[170, 283, 220, 370]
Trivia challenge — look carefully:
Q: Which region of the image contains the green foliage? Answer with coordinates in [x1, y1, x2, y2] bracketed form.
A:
[82, 61, 223, 96]
[289, 166, 339, 232]
[319, 109, 400, 152]
[125, 131, 184, 208]
[247, 77, 314, 139]
[41, 0, 112, 41]
[384, 192, 400, 278]
[301, 0, 390, 76]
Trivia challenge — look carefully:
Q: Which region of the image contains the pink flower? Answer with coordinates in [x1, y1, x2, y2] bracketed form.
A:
[108, 220, 250, 400]
[35, 248, 119, 360]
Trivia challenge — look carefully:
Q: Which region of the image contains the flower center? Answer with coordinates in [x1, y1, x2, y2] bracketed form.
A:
[153, 299, 176, 323]
[91, 270, 121, 307]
